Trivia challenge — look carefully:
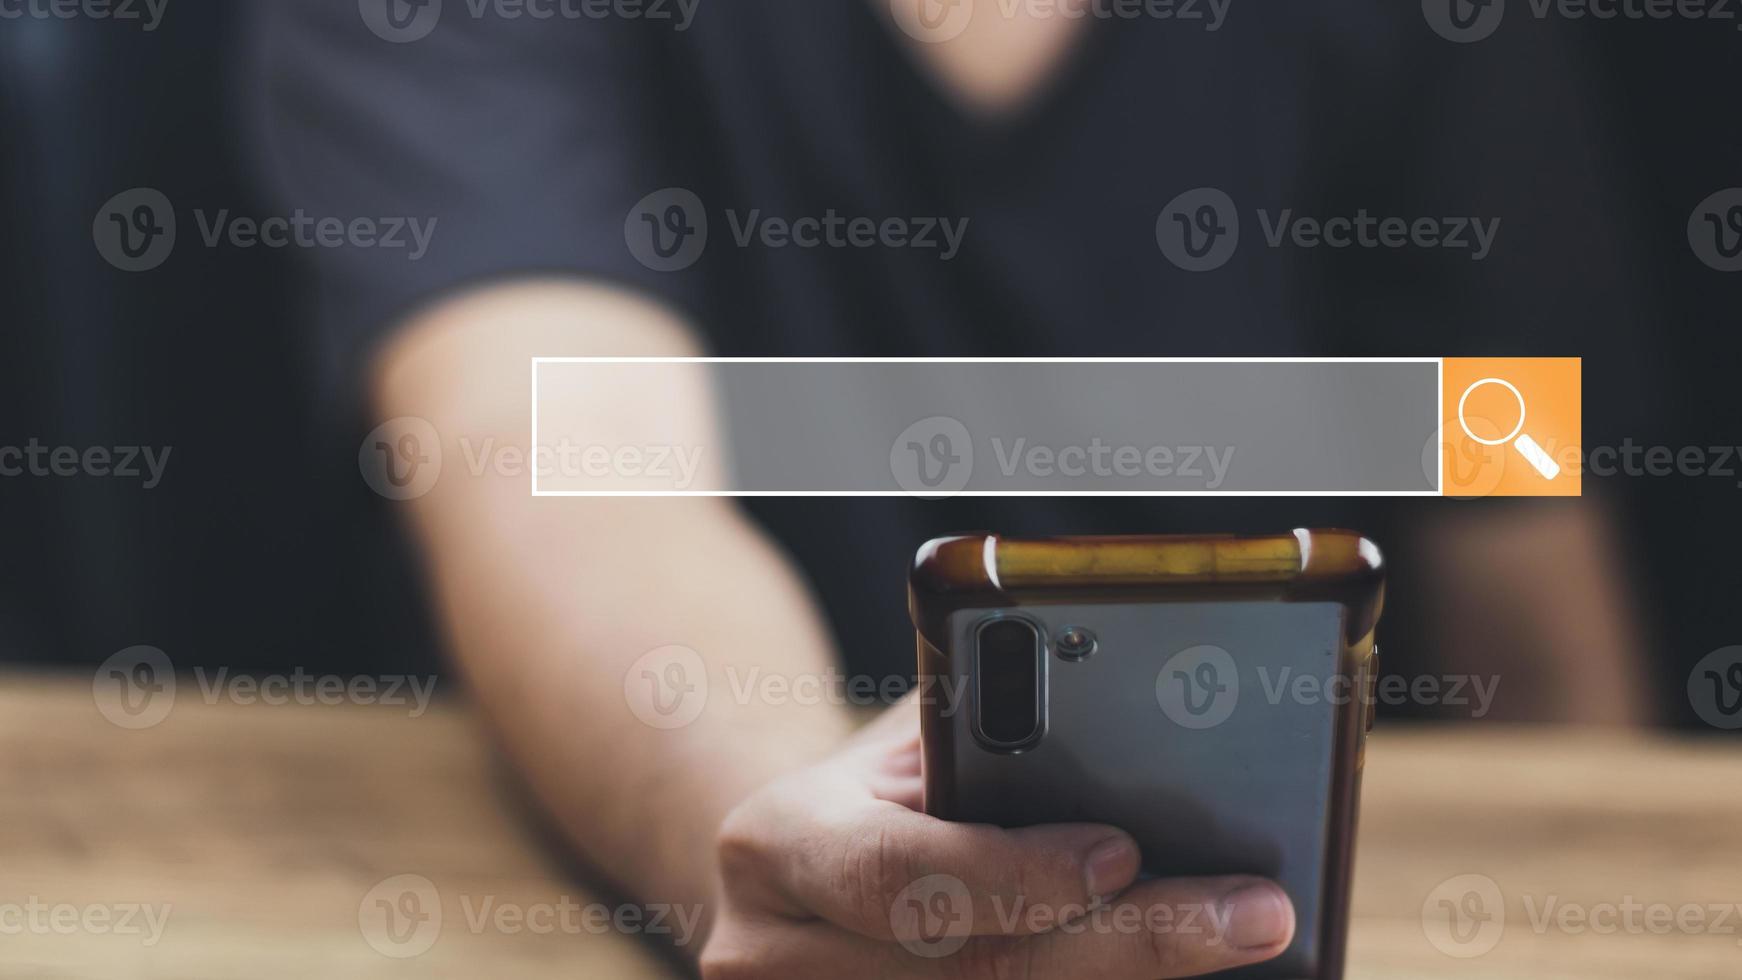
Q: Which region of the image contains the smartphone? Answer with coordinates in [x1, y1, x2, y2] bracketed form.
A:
[909, 531, 1383, 980]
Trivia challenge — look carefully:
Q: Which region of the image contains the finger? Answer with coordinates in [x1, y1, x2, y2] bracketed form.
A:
[845, 693, 921, 751]
[834, 699, 923, 806]
[760, 795, 1143, 940]
[1000, 874, 1296, 979]
[862, 736, 923, 810]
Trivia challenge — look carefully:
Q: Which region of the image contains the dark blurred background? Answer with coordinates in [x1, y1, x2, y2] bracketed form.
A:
[1, 5, 1736, 726]
[0, 4, 439, 682]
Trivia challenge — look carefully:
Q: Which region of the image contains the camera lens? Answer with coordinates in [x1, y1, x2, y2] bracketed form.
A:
[1056, 626, 1097, 661]
[974, 618, 1043, 748]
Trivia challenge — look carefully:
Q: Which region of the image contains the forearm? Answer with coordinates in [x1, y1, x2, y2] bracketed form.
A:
[1423, 498, 1649, 725]
[372, 281, 854, 930]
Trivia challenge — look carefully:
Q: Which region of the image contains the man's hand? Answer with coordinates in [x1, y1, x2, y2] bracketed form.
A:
[702, 701, 1296, 979]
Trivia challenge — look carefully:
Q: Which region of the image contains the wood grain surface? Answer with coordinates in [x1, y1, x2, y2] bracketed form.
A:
[1, 673, 1736, 978]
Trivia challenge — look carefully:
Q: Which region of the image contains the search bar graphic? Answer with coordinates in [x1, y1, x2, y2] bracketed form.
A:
[529, 357, 1580, 498]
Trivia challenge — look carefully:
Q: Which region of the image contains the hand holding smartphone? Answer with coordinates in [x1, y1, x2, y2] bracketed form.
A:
[910, 531, 1384, 979]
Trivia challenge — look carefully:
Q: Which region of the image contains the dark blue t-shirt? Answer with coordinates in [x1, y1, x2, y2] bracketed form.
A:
[253, 1, 1671, 681]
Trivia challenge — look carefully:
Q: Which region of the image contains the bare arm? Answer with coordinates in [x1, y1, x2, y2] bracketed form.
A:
[371, 280, 854, 935]
[1420, 499, 1650, 726]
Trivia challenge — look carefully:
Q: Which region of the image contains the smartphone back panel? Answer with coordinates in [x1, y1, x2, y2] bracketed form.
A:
[936, 599, 1345, 976]
[911, 532, 1383, 980]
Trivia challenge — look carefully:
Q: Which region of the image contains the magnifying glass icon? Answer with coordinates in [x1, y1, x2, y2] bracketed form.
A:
[1457, 378, 1561, 480]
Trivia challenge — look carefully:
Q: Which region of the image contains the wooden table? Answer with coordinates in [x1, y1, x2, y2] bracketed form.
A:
[2, 673, 1737, 978]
